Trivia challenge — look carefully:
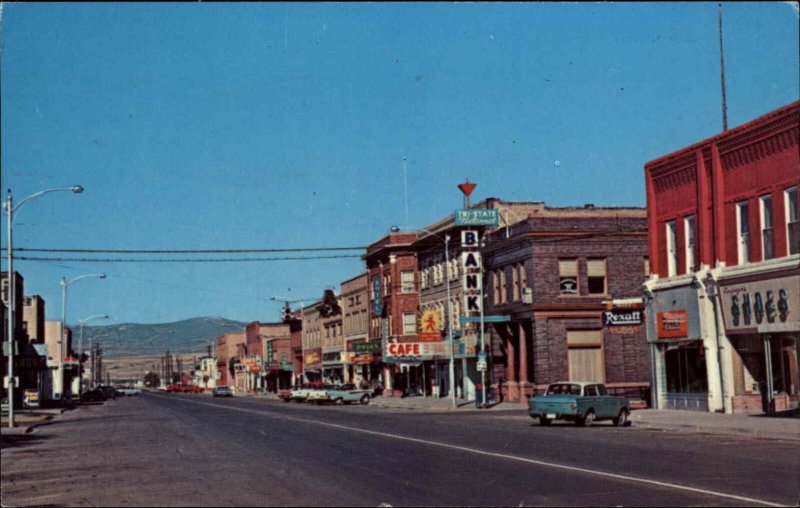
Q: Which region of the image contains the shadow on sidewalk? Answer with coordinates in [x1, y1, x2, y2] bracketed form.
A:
[750, 407, 800, 419]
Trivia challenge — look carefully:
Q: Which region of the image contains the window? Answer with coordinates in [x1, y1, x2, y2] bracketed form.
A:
[666, 221, 677, 277]
[684, 215, 696, 273]
[587, 259, 606, 295]
[492, 271, 500, 304]
[760, 195, 774, 261]
[559, 259, 578, 295]
[786, 187, 799, 256]
[402, 313, 417, 335]
[499, 269, 507, 303]
[401, 271, 415, 293]
[420, 267, 428, 289]
[644, 257, 650, 276]
[665, 344, 709, 394]
[520, 262, 527, 290]
[567, 330, 604, 382]
[737, 201, 750, 264]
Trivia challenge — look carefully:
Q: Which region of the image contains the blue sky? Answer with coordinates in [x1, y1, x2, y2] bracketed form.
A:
[2, 2, 798, 326]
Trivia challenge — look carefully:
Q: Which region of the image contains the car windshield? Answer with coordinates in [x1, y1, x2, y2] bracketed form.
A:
[546, 383, 582, 395]
[339, 384, 355, 390]
[324, 384, 340, 390]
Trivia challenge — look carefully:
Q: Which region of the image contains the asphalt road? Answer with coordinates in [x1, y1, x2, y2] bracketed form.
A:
[1, 392, 798, 507]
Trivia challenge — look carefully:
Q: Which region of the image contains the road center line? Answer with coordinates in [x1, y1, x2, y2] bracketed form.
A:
[157, 395, 784, 507]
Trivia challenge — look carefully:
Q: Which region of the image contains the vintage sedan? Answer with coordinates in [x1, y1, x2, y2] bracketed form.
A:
[528, 382, 630, 427]
[212, 386, 234, 397]
[287, 383, 324, 403]
[307, 384, 344, 404]
[323, 383, 371, 405]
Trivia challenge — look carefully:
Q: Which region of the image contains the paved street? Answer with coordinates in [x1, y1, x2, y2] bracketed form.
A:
[2, 393, 798, 507]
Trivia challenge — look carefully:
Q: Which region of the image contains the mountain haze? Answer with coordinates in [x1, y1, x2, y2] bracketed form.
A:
[74, 317, 247, 358]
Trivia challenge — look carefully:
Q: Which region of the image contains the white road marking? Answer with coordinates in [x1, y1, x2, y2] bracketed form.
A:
[154, 394, 785, 507]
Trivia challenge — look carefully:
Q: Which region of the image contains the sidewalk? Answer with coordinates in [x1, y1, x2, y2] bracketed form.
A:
[0, 407, 67, 436]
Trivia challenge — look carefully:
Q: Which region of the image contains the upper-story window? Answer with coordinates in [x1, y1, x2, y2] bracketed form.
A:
[786, 187, 799, 256]
[587, 259, 607, 295]
[737, 201, 750, 264]
[520, 262, 527, 290]
[760, 195, 774, 261]
[402, 312, 417, 335]
[420, 267, 428, 289]
[644, 256, 650, 276]
[666, 221, 677, 277]
[559, 259, 578, 295]
[684, 215, 696, 273]
[401, 271, 415, 293]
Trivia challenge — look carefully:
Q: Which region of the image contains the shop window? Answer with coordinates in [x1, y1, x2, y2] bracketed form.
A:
[684, 215, 697, 273]
[587, 259, 606, 295]
[402, 313, 417, 335]
[760, 195, 774, 261]
[666, 221, 677, 277]
[567, 330, 604, 382]
[401, 271, 415, 293]
[559, 259, 578, 295]
[737, 201, 750, 264]
[784, 187, 798, 256]
[665, 344, 709, 393]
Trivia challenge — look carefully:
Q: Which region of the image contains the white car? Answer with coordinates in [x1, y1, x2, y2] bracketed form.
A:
[306, 384, 341, 404]
[288, 384, 323, 403]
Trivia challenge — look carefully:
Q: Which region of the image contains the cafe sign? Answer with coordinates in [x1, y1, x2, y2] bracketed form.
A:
[720, 274, 799, 334]
[384, 341, 452, 361]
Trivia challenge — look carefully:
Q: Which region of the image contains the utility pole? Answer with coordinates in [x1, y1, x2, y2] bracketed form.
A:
[718, 3, 728, 132]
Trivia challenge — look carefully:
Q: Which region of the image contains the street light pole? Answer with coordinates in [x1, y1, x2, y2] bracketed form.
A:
[59, 273, 106, 401]
[78, 314, 109, 398]
[3, 185, 83, 428]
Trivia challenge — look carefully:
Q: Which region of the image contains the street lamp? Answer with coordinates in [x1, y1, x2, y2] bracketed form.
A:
[397, 225, 458, 409]
[3, 185, 83, 428]
[78, 314, 109, 397]
[59, 273, 106, 400]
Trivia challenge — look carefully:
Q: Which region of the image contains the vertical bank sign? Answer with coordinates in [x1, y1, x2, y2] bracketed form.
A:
[372, 276, 382, 317]
[461, 230, 482, 315]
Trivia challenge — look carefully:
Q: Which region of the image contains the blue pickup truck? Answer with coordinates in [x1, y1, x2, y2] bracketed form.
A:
[528, 382, 630, 427]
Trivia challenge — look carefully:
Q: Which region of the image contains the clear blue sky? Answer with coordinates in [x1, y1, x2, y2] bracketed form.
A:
[2, 2, 798, 326]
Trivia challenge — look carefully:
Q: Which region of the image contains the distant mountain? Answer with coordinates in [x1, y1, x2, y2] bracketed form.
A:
[73, 317, 247, 358]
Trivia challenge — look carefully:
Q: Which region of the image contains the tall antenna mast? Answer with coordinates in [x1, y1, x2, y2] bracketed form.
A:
[718, 3, 728, 132]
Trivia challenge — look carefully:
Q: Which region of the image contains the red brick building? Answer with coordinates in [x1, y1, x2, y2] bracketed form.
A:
[483, 205, 651, 403]
[364, 232, 420, 396]
[644, 101, 799, 413]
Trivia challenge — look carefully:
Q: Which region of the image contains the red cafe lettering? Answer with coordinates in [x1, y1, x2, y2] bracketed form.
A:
[388, 342, 421, 356]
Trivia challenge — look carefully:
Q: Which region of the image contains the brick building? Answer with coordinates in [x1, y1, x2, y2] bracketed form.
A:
[644, 101, 799, 413]
[302, 300, 323, 383]
[364, 232, 420, 396]
[482, 204, 651, 403]
[216, 331, 245, 389]
[340, 273, 374, 386]
[258, 322, 292, 393]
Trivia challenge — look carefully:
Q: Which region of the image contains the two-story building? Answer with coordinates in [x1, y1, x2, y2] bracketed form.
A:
[644, 101, 799, 414]
[259, 322, 292, 393]
[340, 273, 374, 386]
[482, 204, 651, 404]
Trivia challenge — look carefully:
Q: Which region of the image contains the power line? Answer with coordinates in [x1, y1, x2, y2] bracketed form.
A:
[13, 254, 362, 263]
[6, 246, 366, 254]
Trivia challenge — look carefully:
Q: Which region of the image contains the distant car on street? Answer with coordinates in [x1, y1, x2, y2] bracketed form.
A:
[116, 387, 142, 396]
[212, 386, 233, 397]
[81, 388, 107, 402]
[97, 385, 121, 400]
[528, 382, 630, 427]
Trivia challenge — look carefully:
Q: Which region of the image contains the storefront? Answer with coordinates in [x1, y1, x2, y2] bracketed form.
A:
[646, 282, 714, 411]
[344, 340, 382, 388]
[717, 269, 800, 414]
[322, 350, 344, 384]
[303, 349, 322, 383]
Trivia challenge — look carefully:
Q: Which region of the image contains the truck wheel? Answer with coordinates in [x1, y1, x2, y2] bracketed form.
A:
[539, 416, 552, 426]
[360, 394, 370, 405]
[613, 409, 629, 427]
[334, 398, 344, 406]
[579, 410, 595, 427]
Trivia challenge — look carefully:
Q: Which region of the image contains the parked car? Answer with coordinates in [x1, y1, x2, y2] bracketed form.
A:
[323, 383, 371, 405]
[528, 382, 630, 427]
[212, 386, 234, 397]
[115, 387, 142, 396]
[288, 383, 323, 403]
[307, 384, 347, 404]
[81, 388, 108, 402]
[23, 389, 41, 409]
[97, 385, 121, 400]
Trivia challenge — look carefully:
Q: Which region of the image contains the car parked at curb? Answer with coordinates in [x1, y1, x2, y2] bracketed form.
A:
[321, 383, 371, 405]
[528, 382, 630, 427]
[81, 388, 108, 402]
[307, 384, 342, 404]
[287, 382, 323, 403]
[212, 386, 234, 397]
